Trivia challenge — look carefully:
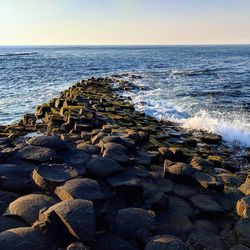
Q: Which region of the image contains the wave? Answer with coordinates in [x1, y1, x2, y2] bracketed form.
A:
[181, 110, 250, 147]
[0, 52, 38, 57]
[170, 68, 218, 77]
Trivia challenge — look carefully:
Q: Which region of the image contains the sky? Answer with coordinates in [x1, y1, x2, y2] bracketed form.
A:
[0, 0, 250, 45]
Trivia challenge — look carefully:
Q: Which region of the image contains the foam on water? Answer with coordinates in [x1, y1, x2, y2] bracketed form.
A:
[181, 110, 250, 147]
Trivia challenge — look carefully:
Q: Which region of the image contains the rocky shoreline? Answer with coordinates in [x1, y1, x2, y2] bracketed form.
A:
[0, 76, 249, 249]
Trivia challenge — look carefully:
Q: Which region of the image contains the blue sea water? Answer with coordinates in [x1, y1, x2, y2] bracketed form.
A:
[0, 45, 250, 146]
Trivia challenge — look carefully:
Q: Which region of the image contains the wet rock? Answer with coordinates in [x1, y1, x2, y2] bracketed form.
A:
[190, 194, 224, 216]
[0, 227, 55, 250]
[17, 145, 58, 163]
[153, 175, 174, 193]
[157, 211, 193, 237]
[8, 194, 58, 224]
[0, 216, 28, 233]
[93, 232, 137, 250]
[85, 156, 124, 178]
[32, 163, 79, 192]
[114, 207, 156, 241]
[145, 234, 188, 250]
[201, 133, 222, 144]
[187, 231, 226, 250]
[40, 199, 95, 244]
[234, 219, 250, 248]
[55, 178, 112, 202]
[103, 143, 129, 163]
[237, 196, 250, 219]
[164, 162, 196, 182]
[27, 136, 67, 150]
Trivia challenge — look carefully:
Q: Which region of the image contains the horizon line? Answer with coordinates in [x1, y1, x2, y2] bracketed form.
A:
[1, 43, 250, 47]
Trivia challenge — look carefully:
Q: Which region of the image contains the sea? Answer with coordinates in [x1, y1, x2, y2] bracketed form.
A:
[0, 45, 250, 147]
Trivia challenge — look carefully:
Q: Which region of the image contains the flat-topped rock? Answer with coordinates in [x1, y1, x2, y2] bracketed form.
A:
[115, 207, 157, 241]
[61, 149, 90, 167]
[173, 182, 199, 198]
[55, 178, 112, 201]
[32, 163, 79, 191]
[8, 194, 58, 224]
[85, 156, 124, 177]
[145, 234, 188, 250]
[0, 227, 55, 250]
[103, 142, 129, 163]
[27, 136, 67, 150]
[190, 194, 224, 215]
[17, 145, 58, 163]
[157, 211, 193, 236]
[40, 199, 95, 244]
[164, 162, 196, 181]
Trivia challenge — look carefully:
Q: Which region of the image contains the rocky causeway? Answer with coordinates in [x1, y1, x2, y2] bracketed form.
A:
[0, 76, 249, 249]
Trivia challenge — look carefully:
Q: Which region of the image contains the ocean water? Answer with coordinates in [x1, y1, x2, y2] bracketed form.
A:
[0, 45, 250, 146]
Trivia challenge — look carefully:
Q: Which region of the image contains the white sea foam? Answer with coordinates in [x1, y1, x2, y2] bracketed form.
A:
[180, 111, 250, 147]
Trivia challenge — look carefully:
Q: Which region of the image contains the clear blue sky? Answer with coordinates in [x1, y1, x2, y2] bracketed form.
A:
[0, 0, 250, 45]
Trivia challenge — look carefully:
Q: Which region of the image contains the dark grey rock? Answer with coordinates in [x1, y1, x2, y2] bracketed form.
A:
[145, 234, 188, 250]
[85, 156, 124, 177]
[27, 136, 67, 150]
[17, 145, 58, 163]
[8, 194, 58, 224]
[115, 207, 157, 241]
[55, 178, 112, 201]
[32, 163, 79, 192]
[0, 227, 56, 250]
[0, 216, 28, 233]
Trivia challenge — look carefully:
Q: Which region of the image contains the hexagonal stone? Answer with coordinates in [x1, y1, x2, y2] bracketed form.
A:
[157, 211, 193, 236]
[145, 234, 188, 250]
[237, 196, 250, 219]
[190, 194, 224, 215]
[85, 156, 124, 178]
[103, 143, 129, 163]
[8, 194, 58, 224]
[173, 183, 199, 198]
[115, 208, 156, 241]
[164, 162, 196, 182]
[168, 195, 194, 217]
[0, 227, 55, 250]
[17, 145, 58, 163]
[27, 136, 67, 150]
[61, 149, 90, 167]
[0, 216, 28, 233]
[55, 178, 112, 201]
[40, 199, 95, 244]
[32, 163, 79, 191]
